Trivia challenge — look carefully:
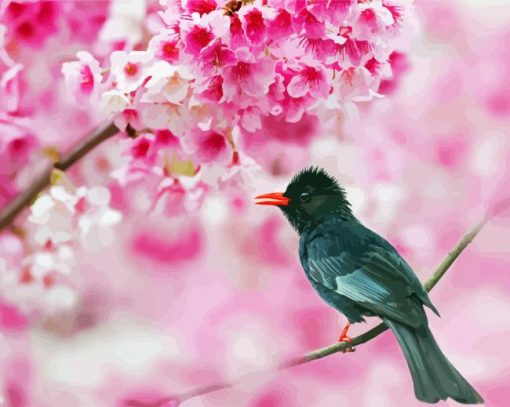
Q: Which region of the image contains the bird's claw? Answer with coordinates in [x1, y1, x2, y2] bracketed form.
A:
[338, 335, 356, 352]
[338, 322, 355, 352]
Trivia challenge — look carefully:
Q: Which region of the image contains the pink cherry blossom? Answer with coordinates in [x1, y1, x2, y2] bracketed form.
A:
[142, 61, 194, 104]
[130, 135, 155, 162]
[182, 23, 215, 57]
[294, 8, 325, 39]
[99, 89, 131, 116]
[335, 66, 381, 101]
[184, 128, 231, 165]
[228, 14, 248, 49]
[354, 0, 395, 39]
[148, 30, 181, 64]
[241, 6, 267, 45]
[267, 8, 293, 41]
[334, 26, 372, 67]
[198, 38, 236, 74]
[109, 51, 153, 93]
[287, 61, 329, 99]
[267, 61, 313, 123]
[61, 51, 103, 102]
[222, 48, 275, 101]
[195, 74, 224, 102]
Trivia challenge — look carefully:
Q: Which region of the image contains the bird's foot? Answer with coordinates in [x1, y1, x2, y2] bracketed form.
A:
[338, 323, 355, 353]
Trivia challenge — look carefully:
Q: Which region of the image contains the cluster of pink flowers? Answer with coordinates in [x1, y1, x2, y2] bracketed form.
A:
[0, 0, 414, 319]
[0, 181, 121, 317]
[1, 2, 116, 319]
[0, 0, 115, 207]
[62, 0, 414, 187]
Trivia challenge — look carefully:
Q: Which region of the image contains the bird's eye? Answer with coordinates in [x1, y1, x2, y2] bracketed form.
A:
[299, 192, 311, 202]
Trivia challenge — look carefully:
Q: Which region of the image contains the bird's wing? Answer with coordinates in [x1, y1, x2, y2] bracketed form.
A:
[307, 242, 430, 328]
[363, 240, 438, 315]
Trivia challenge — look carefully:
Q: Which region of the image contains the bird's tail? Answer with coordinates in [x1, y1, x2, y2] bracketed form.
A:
[384, 318, 483, 404]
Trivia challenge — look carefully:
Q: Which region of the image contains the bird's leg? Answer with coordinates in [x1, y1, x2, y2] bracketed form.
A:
[338, 322, 355, 352]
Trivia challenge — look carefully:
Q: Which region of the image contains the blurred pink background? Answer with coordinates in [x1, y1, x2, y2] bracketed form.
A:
[1, 1, 510, 406]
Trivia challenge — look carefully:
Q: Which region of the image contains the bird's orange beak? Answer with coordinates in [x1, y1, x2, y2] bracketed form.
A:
[255, 192, 290, 206]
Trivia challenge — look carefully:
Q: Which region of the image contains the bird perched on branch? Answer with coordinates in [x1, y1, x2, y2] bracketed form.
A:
[255, 166, 483, 404]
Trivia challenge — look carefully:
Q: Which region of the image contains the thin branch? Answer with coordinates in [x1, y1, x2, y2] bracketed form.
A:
[0, 122, 119, 232]
[423, 219, 487, 292]
[132, 219, 487, 407]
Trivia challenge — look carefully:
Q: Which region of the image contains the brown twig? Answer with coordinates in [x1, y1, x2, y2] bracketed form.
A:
[134, 219, 487, 407]
[0, 122, 119, 231]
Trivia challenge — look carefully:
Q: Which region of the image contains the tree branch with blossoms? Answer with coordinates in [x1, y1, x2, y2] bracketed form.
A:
[125, 217, 491, 407]
[0, 122, 119, 232]
[0, 0, 413, 230]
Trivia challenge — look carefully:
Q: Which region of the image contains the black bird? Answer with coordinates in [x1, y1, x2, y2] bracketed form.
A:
[255, 167, 483, 404]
